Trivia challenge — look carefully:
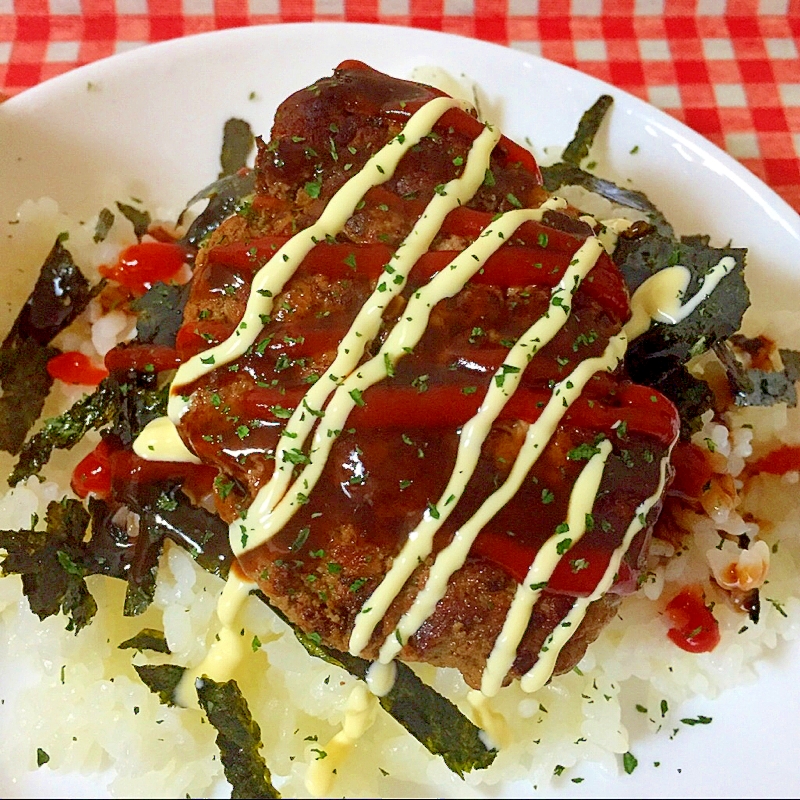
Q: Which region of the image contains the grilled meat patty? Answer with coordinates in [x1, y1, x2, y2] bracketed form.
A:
[173, 62, 679, 690]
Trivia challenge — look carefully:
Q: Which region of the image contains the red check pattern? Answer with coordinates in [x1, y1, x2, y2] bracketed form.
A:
[1, 1, 799, 213]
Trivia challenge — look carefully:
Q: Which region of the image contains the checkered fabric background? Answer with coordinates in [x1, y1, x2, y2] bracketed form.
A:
[1, 1, 799, 213]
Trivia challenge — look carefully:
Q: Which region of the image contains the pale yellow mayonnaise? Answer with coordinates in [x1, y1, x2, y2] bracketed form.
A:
[174, 568, 257, 708]
[304, 682, 378, 796]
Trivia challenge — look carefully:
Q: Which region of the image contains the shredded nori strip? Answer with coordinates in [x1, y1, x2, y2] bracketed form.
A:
[7, 260, 187, 482]
[351, 653, 496, 776]
[179, 170, 257, 249]
[116, 201, 151, 241]
[8, 378, 119, 486]
[0, 237, 97, 454]
[617, 228, 749, 376]
[614, 225, 749, 437]
[117, 482, 231, 616]
[540, 94, 674, 238]
[0, 498, 98, 633]
[259, 596, 496, 777]
[3, 457, 229, 620]
[9, 366, 169, 487]
[545, 102, 754, 436]
[561, 94, 614, 166]
[133, 665, 280, 799]
[220, 118, 255, 178]
[123, 560, 160, 617]
[7, 238, 95, 345]
[0, 339, 58, 455]
[2, 481, 229, 624]
[111, 375, 169, 448]
[119, 628, 172, 653]
[0, 492, 167, 630]
[542, 162, 674, 238]
[196, 677, 281, 799]
[129, 282, 190, 347]
[714, 339, 800, 408]
[656, 366, 717, 439]
[93, 207, 115, 243]
[133, 663, 186, 705]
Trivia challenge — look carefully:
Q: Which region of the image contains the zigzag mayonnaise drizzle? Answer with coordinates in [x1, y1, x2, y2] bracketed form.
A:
[519, 453, 671, 694]
[134, 92, 736, 701]
[478, 437, 614, 696]
[353, 232, 612, 657]
[232, 122, 511, 553]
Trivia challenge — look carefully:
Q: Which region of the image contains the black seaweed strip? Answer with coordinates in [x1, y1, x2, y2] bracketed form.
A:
[220, 118, 255, 178]
[196, 677, 281, 799]
[561, 94, 614, 166]
[0, 238, 97, 454]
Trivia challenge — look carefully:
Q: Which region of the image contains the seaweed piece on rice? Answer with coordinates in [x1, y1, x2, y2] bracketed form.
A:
[0, 237, 97, 455]
[540, 95, 674, 238]
[0, 498, 98, 633]
[7, 379, 119, 486]
[119, 482, 232, 616]
[115, 201, 151, 242]
[0, 338, 58, 455]
[219, 118, 255, 178]
[134, 664, 281, 799]
[0, 493, 160, 631]
[8, 369, 168, 487]
[197, 677, 281, 800]
[714, 337, 800, 408]
[560, 94, 614, 167]
[1, 478, 230, 626]
[118, 627, 172, 654]
[133, 663, 187, 705]
[653, 365, 717, 439]
[617, 228, 749, 374]
[129, 281, 190, 347]
[179, 169, 257, 249]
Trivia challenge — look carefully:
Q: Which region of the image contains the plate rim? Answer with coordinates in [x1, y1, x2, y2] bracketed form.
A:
[3, 21, 798, 233]
[1, 20, 800, 799]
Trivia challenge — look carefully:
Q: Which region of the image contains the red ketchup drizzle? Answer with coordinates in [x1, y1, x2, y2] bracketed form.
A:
[664, 586, 721, 653]
[104, 343, 182, 374]
[668, 440, 714, 499]
[71, 438, 216, 502]
[47, 351, 108, 386]
[751, 445, 800, 475]
[207, 229, 629, 324]
[72, 438, 115, 498]
[243, 383, 679, 445]
[99, 241, 188, 296]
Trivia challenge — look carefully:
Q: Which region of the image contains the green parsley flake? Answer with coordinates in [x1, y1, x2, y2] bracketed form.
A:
[304, 180, 322, 198]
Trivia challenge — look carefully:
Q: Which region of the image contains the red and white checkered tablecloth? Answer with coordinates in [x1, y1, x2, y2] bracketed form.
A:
[2, 1, 799, 214]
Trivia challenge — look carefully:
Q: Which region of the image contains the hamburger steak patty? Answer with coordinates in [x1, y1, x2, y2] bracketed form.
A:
[173, 62, 679, 690]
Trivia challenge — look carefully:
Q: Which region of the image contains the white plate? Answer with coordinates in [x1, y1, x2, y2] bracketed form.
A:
[1, 22, 799, 799]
